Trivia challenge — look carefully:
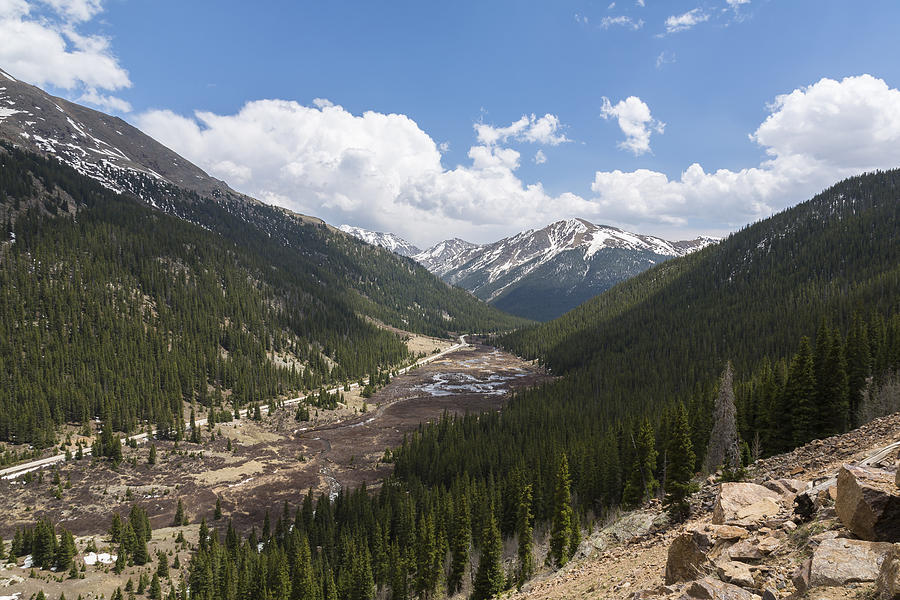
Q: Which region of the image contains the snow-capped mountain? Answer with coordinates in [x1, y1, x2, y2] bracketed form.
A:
[419, 218, 718, 321]
[0, 68, 267, 209]
[413, 238, 480, 275]
[338, 225, 421, 257]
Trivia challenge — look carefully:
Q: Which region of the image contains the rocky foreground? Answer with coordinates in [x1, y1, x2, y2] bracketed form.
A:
[512, 413, 900, 600]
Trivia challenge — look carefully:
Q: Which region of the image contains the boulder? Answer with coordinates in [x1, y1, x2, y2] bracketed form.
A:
[713, 483, 784, 526]
[680, 577, 761, 600]
[836, 465, 900, 542]
[716, 560, 755, 588]
[793, 537, 893, 592]
[666, 530, 715, 584]
[877, 543, 900, 600]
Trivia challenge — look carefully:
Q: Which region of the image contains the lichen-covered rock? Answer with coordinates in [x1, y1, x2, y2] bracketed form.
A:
[716, 560, 755, 588]
[836, 465, 900, 542]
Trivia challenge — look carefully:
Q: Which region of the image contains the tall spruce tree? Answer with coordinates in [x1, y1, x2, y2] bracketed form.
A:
[549, 453, 575, 567]
[471, 513, 504, 600]
[516, 482, 534, 588]
[448, 496, 470, 595]
[784, 338, 817, 447]
[664, 403, 696, 521]
[622, 420, 659, 507]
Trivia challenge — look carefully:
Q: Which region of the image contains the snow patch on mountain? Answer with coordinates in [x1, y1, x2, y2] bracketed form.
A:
[339, 225, 422, 257]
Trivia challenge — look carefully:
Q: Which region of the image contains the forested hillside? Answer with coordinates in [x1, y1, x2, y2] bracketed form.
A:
[156, 171, 900, 600]
[0, 146, 525, 446]
[399, 169, 900, 514]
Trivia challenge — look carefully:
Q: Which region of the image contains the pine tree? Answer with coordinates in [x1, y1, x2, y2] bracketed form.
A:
[622, 420, 659, 507]
[55, 528, 77, 571]
[515, 482, 534, 588]
[447, 496, 470, 595]
[214, 497, 223, 521]
[148, 444, 157, 465]
[549, 453, 574, 567]
[173, 499, 187, 527]
[471, 513, 504, 600]
[149, 573, 162, 600]
[785, 338, 817, 447]
[846, 313, 871, 428]
[414, 513, 438, 599]
[664, 403, 696, 522]
[704, 362, 740, 474]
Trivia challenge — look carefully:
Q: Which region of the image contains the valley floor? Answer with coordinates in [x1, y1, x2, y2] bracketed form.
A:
[0, 341, 549, 599]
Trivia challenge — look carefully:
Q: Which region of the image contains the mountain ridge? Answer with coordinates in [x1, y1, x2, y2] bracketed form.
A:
[340, 218, 718, 320]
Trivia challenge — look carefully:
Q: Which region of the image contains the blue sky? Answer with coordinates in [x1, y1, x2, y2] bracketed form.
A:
[3, 0, 900, 246]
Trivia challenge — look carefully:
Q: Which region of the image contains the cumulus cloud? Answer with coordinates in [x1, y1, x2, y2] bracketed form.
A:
[136, 101, 585, 246]
[600, 96, 665, 155]
[0, 0, 131, 111]
[600, 15, 644, 30]
[591, 75, 900, 231]
[665, 8, 709, 33]
[533, 149, 547, 165]
[474, 113, 569, 147]
[137, 75, 900, 246]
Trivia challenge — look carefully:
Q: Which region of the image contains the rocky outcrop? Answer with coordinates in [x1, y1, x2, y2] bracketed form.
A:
[836, 464, 900, 542]
[792, 537, 893, 593]
[681, 577, 761, 599]
[878, 544, 900, 600]
[712, 483, 784, 526]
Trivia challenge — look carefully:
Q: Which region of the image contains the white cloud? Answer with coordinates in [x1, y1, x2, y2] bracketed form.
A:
[534, 149, 547, 165]
[664, 8, 709, 33]
[137, 75, 900, 246]
[600, 96, 665, 155]
[474, 113, 569, 147]
[136, 101, 584, 246]
[0, 0, 130, 111]
[78, 87, 132, 113]
[591, 75, 900, 230]
[39, 0, 103, 23]
[600, 15, 644, 30]
[726, 0, 750, 7]
[636, 0, 645, 6]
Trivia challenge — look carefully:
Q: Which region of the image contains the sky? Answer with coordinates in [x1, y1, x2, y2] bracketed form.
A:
[2, 0, 900, 247]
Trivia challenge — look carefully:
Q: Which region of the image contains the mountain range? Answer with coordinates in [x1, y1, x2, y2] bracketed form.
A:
[341, 219, 718, 320]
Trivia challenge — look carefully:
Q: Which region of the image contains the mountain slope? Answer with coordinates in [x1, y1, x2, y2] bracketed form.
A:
[0, 76, 528, 446]
[419, 218, 717, 321]
[338, 224, 421, 257]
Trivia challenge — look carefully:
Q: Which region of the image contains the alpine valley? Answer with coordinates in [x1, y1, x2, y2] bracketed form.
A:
[2, 8, 900, 600]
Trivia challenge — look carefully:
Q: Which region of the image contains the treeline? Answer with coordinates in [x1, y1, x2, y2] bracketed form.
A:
[0, 146, 524, 446]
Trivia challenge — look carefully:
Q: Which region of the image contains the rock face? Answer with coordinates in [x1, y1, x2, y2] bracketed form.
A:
[712, 483, 784, 526]
[665, 531, 714, 584]
[878, 544, 900, 600]
[792, 537, 893, 593]
[836, 465, 900, 542]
